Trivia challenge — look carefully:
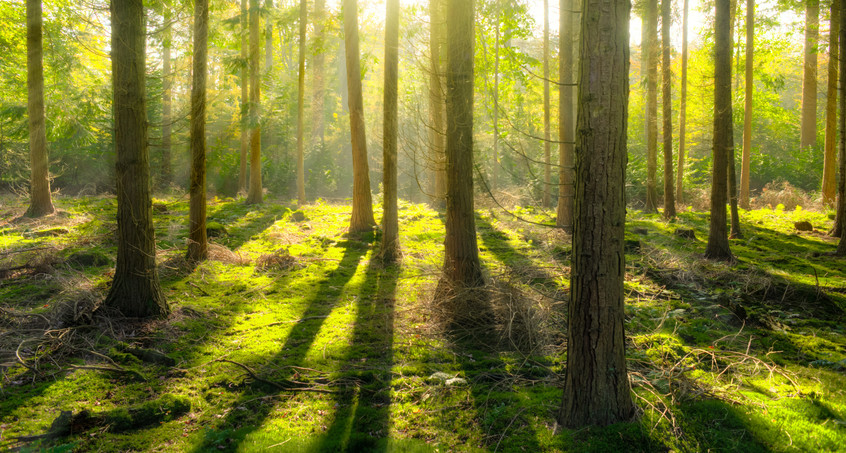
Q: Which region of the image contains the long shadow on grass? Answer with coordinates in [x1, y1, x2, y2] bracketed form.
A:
[206, 201, 293, 251]
[316, 257, 399, 451]
[190, 237, 371, 452]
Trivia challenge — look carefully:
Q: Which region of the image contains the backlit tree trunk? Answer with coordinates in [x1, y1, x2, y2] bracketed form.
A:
[835, 0, 846, 243]
[543, 0, 552, 208]
[740, 0, 754, 210]
[187, 0, 208, 263]
[247, 0, 263, 204]
[824, 0, 840, 207]
[381, 0, 400, 263]
[560, 0, 635, 427]
[344, 0, 375, 232]
[296, 0, 307, 205]
[556, 0, 574, 230]
[492, 15, 500, 192]
[645, 0, 659, 212]
[25, 0, 54, 218]
[239, 0, 249, 193]
[311, 0, 326, 145]
[265, 0, 273, 72]
[676, 0, 689, 204]
[661, 0, 675, 218]
[161, 5, 172, 190]
[800, 0, 820, 150]
[104, 0, 168, 318]
[429, 0, 447, 208]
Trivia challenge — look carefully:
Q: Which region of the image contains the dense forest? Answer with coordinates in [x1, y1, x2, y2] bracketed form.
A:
[1, 0, 846, 451]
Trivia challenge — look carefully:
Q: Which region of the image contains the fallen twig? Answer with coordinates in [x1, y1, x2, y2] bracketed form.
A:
[214, 359, 334, 394]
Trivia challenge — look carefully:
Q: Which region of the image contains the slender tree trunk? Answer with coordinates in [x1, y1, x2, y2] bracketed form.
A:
[265, 0, 273, 72]
[381, 0, 400, 263]
[429, 0, 446, 209]
[247, 0, 263, 204]
[705, 0, 734, 260]
[726, 0, 742, 238]
[492, 17, 500, 192]
[661, 0, 675, 218]
[239, 0, 249, 194]
[824, 0, 840, 207]
[542, 0, 552, 208]
[344, 0, 375, 232]
[560, 0, 635, 427]
[104, 0, 168, 318]
[311, 0, 326, 145]
[801, 0, 820, 150]
[645, 0, 659, 212]
[161, 6, 172, 190]
[187, 0, 208, 263]
[740, 0, 754, 209]
[296, 0, 307, 204]
[837, 0, 846, 249]
[556, 0, 574, 231]
[25, 0, 54, 218]
[676, 0, 689, 204]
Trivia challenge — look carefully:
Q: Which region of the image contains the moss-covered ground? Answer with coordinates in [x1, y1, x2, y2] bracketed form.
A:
[1, 194, 845, 452]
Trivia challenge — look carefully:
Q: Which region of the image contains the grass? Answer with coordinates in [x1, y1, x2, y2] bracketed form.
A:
[1, 194, 845, 452]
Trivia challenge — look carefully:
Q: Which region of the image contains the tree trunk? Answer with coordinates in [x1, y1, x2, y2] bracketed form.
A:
[824, 0, 840, 207]
[247, 0, 263, 204]
[25, 0, 54, 218]
[311, 0, 325, 145]
[801, 0, 820, 150]
[429, 0, 446, 209]
[439, 0, 483, 289]
[556, 0, 574, 231]
[239, 0, 249, 194]
[265, 0, 273, 72]
[296, 0, 307, 205]
[837, 0, 846, 249]
[542, 0, 552, 208]
[676, 0, 689, 204]
[104, 0, 168, 318]
[381, 0, 400, 263]
[661, 0, 675, 218]
[560, 0, 635, 427]
[161, 5, 172, 190]
[344, 0, 375, 232]
[492, 16, 500, 192]
[705, 0, 734, 261]
[187, 0, 209, 263]
[645, 0, 659, 212]
[740, 0, 754, 209]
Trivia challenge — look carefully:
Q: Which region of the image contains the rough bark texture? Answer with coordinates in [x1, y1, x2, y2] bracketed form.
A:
[104, 0, 168, 318]
[801, 0, 820, 150]
[836, 0, 846, 244]
[824, 0, 840, 207]
[543, 0, 552, 208]
[296, 0, 307, 205]
[740, 0, 754, 210]
[344, 0, 375, 232]
[645, 0, 659, 212]
[429, 0, 447, 209]
[247, 0, 263, 204]
[161, 6, 172, 190]
[676, 0, 689, 204]
[705, 0, 734, 261]
[560, 0, 635, 428]
[557, 0, 574, 231]
[439, 0, 483, 288]
[239, 0, 249, 193]
[311, 0, 326, 145]
[381, 0, 400, 263]
[661, 0, 675, 218]
[25, 0, 54, 218]
[187, 0, 209, 263]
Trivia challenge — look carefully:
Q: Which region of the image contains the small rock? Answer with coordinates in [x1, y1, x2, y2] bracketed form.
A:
[291, 211, 308, 222]
[674, 228, 696, 240]
[445, 377, 467, 386]
[794, 221, 813, 232]
[206, 222, 227, 237]
[427, 372, 452, 384]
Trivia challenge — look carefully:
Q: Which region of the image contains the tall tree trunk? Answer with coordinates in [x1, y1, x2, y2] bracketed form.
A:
[824, 0, 840, 207]
[801, 0, 820, 150]
[161, 5, 172, 190]
[239, 0, 249, 194]
[104, 0, 168, 318]
[381, 0, 400, 263]
[429, 0, 446, 208]
[542, 0, 551, 208]
[560, 0, 634, 427]
[25, 0, 54, 218]
[676, 0, 689, 204]
[265, 0, 273, 72]
[311, 0, 326, 144]
[661, 0, 675, 218]
[645, 0, 659, 212]
[439, 0, 483, 289]
[344, 0, 375, 232]
[705, 0, 734, 260]
[296, 0, 307, 204]
[556, 0, 574, 231]
[726, 0, 742, 238]
[187, 0, 208, 263]
[492, 16, 500, 192]
[837, 0, 846, 249]
[740, 0, 754, 209]
[247, 0, 263, 204]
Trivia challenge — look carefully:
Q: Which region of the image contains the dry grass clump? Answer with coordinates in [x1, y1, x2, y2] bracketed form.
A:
[256, 248, 302, 271]
[208, 243, 249, 265]
[0, 247, 60, 279]
[752, 180, 819, 211]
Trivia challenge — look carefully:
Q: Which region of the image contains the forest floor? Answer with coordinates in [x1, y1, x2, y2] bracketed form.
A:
[1, 193, 845, 452]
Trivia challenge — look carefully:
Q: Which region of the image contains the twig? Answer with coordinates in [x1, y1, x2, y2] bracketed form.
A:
[214, 359, 334, 394]
[69, 364, 146, 382]
[0, 246, 55, 257]
[188, 281, 210, 296]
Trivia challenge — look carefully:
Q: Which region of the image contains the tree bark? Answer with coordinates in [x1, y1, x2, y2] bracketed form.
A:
[161, 5, 172, 190]
[104, 0, 168, 318]
[239, 0, 249, 194]
[645, 0, 659, 212]
[492, 16, 500, 192]
[560, 0, 635, 427]
[247, 0, 263, 204]
[187, 0, 209, 263]
[543, 0, 552, 208]
[836, 0, 846, 244]
[311, 0, 326, 145]
[25, 0, 54, 218]
[381, 0, 400, 263]
[556, 0, 574, 231]
[429, 0, 447, 209]
[296, 0, 307, 205]
[661, 0, 675, 218]
[801, 0, 820, 150]
[344, 0, 375, 232]
[740, 0, 754, 210]
[705, 0, 734, 261]
[824, 0, 840, 207]
[676, 0, 689, 204]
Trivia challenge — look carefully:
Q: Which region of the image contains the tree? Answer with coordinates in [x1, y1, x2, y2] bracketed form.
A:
[542, 0, 552, 208]
[161, 3, 173, 190]
[24, 0, 54, 218]
[824, 0, 840, 207]
[491, 4, 500, 192]
[381, 0, 400, 263]
[296, 0, 306, 205]
[439, 0, 483, 289]
[836, 0, 846, 244]
[556, 0, 574, 230]
[740, 0, 754, 210]
[238, 0, 249, 194]
[705, 0, 734, 261]
[645, 0, 659, 212]
[343, 0, 376, 232]
[429, 0, 447, 208]
[311, 0, 326, 145]
[265, 0, 273, 72]
[560, 0, 635, 427]
[676, 0, 689, 204]
[103, 0, 168, 318]
[187, 0, 208, 263]
[800, 0, 819, 150]
[246, 0, 263, 204]
[661, 0, 675, 218]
